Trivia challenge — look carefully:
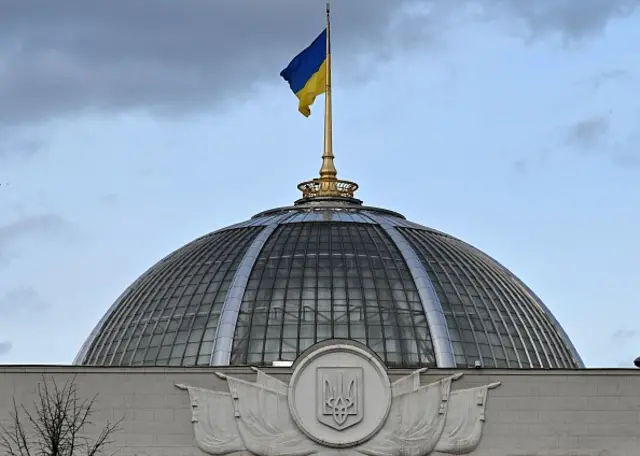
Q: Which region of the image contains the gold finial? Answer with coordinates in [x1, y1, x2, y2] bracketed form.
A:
[297, 1, 359, 202]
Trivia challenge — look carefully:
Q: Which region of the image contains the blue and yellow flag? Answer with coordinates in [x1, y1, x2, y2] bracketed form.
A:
[280, 29, 327, 117]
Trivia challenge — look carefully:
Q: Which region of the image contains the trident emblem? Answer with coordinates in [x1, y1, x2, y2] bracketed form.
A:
[324, 375, 355, 425]
[317, 367, 363, 430]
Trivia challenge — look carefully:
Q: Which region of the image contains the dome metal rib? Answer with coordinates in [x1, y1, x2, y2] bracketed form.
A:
[210, 212, 292, 366]
[364, 212, 455, 368]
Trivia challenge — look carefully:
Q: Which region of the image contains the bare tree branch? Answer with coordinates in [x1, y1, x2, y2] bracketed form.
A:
[0, 398, 33, 456]
[0, 375, 122, 456]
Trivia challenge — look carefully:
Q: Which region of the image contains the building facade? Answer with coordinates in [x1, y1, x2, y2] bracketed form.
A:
[1, 353, 639, 455]
[2, 125, 638, 456]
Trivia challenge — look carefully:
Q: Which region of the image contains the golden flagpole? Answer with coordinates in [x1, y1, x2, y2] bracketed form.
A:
[297, 0, 359, 202]
[319, 0, 337, 184]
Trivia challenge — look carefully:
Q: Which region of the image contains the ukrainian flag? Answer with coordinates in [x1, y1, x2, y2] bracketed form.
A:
[280, 29, 327, 117]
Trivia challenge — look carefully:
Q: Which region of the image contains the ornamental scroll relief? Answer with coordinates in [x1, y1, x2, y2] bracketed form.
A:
[176, 343, 500, 456]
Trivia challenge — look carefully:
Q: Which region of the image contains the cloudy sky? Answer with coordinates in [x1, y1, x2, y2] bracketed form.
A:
[1, 0, 639, 367]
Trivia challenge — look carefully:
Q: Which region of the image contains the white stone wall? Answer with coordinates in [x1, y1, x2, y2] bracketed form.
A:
[0, 367, 639, 456]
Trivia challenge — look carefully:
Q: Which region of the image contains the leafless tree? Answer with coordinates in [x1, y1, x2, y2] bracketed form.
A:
[0, 375, 122, 456]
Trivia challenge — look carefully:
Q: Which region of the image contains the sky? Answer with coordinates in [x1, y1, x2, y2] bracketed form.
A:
[0, 0, 639, 368]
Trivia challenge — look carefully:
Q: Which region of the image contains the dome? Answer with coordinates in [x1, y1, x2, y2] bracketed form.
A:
[75, 201, 583, 369]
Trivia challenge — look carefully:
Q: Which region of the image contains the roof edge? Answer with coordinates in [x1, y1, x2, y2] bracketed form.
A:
[252, 203, 406, 220]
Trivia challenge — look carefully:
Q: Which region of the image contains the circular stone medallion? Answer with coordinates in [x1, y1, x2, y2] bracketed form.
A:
[288, 343, 392, 448]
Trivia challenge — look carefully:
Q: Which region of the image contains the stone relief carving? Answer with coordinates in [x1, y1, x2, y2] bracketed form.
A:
[317, 367, 363, 431]
[176, 343, 500, 456]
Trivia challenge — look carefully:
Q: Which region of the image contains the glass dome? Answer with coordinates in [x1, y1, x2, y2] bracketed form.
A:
[75, 201, 583, 369]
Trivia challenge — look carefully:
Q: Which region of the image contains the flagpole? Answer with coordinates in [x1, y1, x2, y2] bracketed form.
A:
[297, 0, 359, 203]
[319, 0, 337, 182]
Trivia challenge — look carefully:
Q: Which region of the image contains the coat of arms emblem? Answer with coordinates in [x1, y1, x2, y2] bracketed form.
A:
[317, 367, 363, 430]
[176, 341, 501, 456]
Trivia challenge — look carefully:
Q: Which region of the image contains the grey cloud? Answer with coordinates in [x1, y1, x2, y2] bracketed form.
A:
[0, 214, 71, 242]
[0, 287, 49, 317]
[0, 0, 637, 126]
[612, 329, 638, 341]
[511, 149, 551, 177]
[482, 0, 638, 41]
[98, 193, 119, 207]
[0, 131, 46, 160]
[613, 153, 640, 167]
[511, 111, 640, 174]
[590, 69, 633, 90]
[0, 341, 12, 355]
[564, 114, 640, 167]
[0, 214, 78, 266]
[0, 0, 427, 125]
[565, 115, 611, 150]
